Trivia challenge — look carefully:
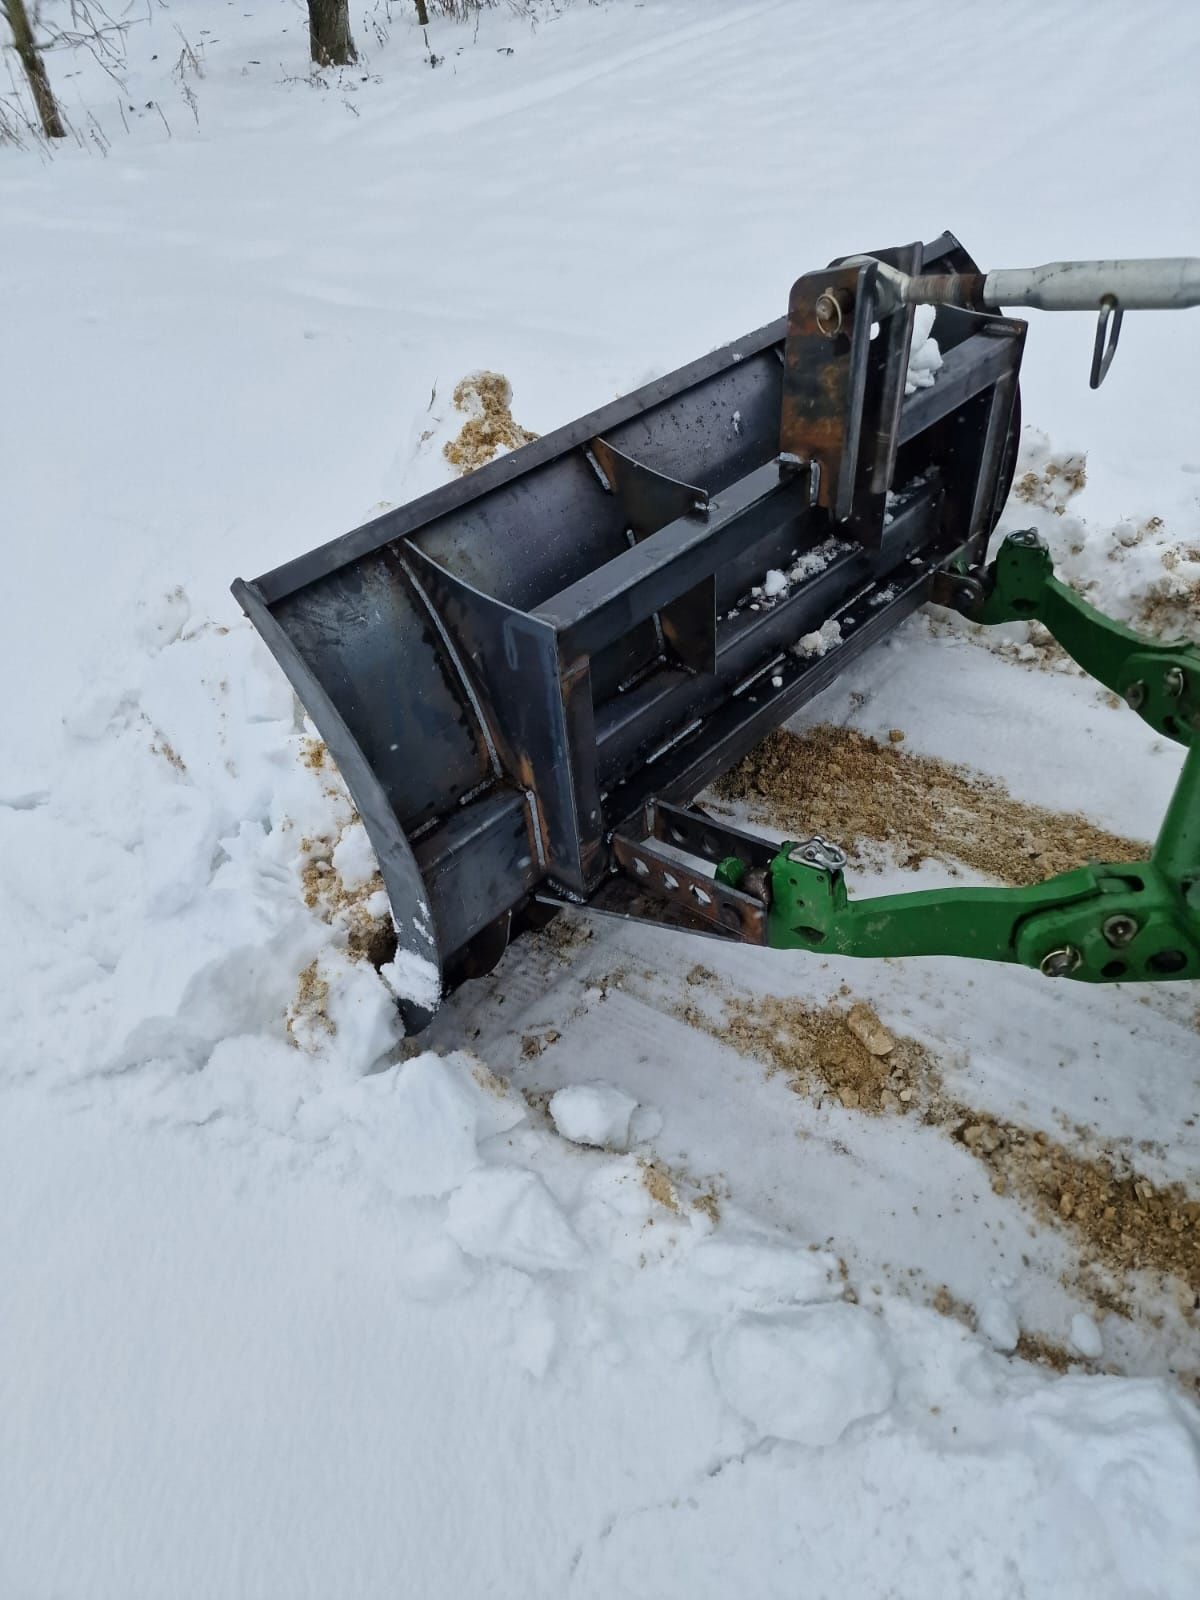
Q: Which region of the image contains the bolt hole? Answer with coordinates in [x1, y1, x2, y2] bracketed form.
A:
[1147, 948, 1189, 975]
[793, 925, 825, 944]
[1101, 960, 1128, 979]
[1011, 598, 1037, 615]
[668, 826, 686, 845]
[1163, 715, 1181, 740]
[689, 884, 711, 907]
[663, 872, 679, 891]
[632, 858, 649, 878]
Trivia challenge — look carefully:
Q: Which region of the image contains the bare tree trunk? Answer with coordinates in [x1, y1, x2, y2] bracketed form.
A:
[3, 0, 66, 138]
[308, 0, 357, 67]
[414, 0, 429, 24]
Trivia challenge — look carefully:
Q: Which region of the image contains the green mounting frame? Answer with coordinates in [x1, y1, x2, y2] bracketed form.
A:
[719, 531, 1200, 984]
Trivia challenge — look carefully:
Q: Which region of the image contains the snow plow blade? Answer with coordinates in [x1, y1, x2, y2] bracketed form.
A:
[233, 232, 1024, 1030]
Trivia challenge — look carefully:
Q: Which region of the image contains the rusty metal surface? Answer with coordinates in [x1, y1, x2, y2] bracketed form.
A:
[779, 261, 877, 522]
[905, 271, 987, 308]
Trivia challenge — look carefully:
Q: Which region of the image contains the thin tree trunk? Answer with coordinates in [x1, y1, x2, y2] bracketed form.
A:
[414, 0, 429, 25]
[308, 0, 358, 67]
[3, 0, 66, 139]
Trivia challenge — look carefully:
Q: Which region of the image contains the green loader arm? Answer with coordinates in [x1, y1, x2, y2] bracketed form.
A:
[719, 532, 1200, 983]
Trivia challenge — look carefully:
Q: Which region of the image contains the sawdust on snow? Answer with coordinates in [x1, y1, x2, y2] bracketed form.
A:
[714, 724, 1145, 885]
[443, 371, 538, 476]
[1013, 453, 1087, 509]
[287, 959, 334, 1044]
[292, 740, 397, 971]
[671, 981, 1199, 1364]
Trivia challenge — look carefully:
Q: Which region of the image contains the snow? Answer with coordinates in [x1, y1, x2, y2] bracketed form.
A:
[905, 301, 944, 394]
[382, 948, 442, 1011]
[978, 1293, 1022, 1354]
[1071, 1313, 1105, 1361]
[331, 818, 379, 891]
[711, 1302, 896, 1446]
[550, 1082, 640, 1149]
[793, 617, 844, 658]
[742, 536, 850, 612]
[3, 0, 1200, 1595]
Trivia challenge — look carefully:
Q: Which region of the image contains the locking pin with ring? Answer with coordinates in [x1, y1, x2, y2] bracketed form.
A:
[815, 288, 852, 338]
[1041, 945, 1083, 978]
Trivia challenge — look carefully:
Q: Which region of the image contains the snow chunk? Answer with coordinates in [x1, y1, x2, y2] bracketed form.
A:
[331, 820, 379, 892]
[977, 1294, 1020, 1354]
[905, 303, 943, 396]
[341, 1052, 483, 1199]
[1069, 1312, 1103, 1359]
[792, 618, 843, 660]
[325, 957, 404, 1071]
[689, 1238, 843, 1311]
[381, 948, 441, 1012]
[712, 1304, 894, 1445]
[550, 1083, 639, 1150]
[762, 568, 788, 598]
[446, 1168, 585, 1273]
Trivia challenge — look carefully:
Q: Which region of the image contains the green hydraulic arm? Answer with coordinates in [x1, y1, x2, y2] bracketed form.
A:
[716, 531, 1200, 983]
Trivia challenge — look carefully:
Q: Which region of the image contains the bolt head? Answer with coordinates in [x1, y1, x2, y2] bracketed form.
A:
[1164, 666, 1185, 699]
[1102, 914, 1138, 948]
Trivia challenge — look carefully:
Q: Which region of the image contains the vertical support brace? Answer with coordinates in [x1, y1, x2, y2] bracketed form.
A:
[402, 543, 604, 893]
[780, 260, 877, 524]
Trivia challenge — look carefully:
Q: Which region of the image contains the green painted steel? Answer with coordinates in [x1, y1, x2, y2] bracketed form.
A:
[973, 531, 1198, 746]
[758, 533, 1200, 983]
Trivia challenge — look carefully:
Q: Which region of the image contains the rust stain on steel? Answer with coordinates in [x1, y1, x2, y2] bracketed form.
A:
[906, 271, 986, 309]
[779, 263, 873, 517]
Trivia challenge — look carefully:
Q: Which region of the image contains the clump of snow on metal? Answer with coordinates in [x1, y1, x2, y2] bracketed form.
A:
[793, 617, 844, 659]
[905, 302, 943, 395]
[732, 535, 851, 616]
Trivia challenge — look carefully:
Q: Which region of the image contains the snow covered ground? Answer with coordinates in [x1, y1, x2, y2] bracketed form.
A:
[3, 1, 1200, 1594]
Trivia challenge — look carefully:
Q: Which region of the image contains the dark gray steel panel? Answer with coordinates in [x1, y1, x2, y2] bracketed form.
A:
[250, 317, 790, 607]
[270, 556, 489, 832]
[404, 544, 603, 892]
[232, 577, 440, 1034]
[414, 789, 538, 957]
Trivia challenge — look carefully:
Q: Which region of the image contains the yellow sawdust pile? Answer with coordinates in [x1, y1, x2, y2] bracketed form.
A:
[443, 371, 538, 475]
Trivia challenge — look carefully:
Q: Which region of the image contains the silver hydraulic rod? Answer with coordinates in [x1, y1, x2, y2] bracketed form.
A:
[981, 257, 1200, 312]
[855, 254, 1200, 315]
[847, 253, 1200, 387]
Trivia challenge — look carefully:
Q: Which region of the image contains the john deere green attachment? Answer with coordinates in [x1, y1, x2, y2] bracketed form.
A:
[707, 530, 1200, 984]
